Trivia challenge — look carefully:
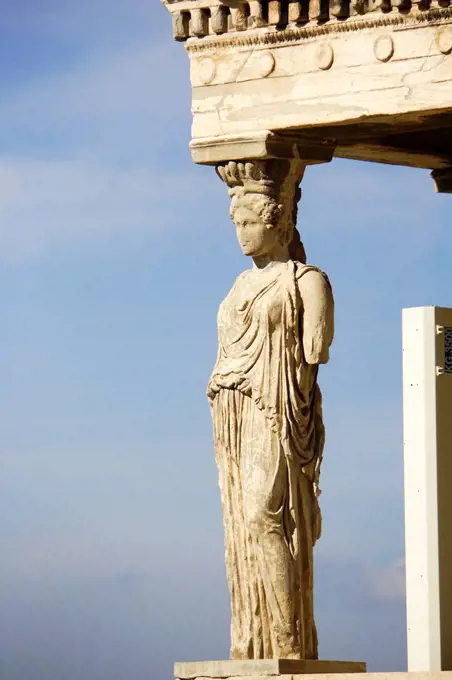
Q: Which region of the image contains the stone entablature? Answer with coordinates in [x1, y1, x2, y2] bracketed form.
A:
[162, 0, 452, 183]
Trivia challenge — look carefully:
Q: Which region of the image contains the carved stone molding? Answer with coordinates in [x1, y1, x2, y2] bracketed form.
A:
[190, 131, 336, 165]
[162, 0, 452, 43]
[182, 7, 452, 52]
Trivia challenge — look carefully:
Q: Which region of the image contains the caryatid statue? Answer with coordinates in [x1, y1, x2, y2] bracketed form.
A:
[207, 159, 334, 661]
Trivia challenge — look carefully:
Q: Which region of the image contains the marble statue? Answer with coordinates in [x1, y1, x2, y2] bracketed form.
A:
[207, 159, 334, 662]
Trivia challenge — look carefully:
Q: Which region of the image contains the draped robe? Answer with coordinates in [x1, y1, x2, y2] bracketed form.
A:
[207, 260, 328, 660]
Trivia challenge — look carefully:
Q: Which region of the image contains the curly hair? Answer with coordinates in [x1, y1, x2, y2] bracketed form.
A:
[230, 192, 285, 236]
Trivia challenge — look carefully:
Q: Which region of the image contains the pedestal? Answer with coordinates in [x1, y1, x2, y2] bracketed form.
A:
[174, 660, 366, 679]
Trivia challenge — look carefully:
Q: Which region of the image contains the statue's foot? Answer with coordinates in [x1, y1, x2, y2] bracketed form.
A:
[230, 644, 253, 660]
[274, 640, 301, 660]
[276, 649, 300, 660]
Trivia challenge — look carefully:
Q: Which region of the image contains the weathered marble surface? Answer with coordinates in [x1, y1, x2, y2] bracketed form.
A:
[207, 159, 334, 660]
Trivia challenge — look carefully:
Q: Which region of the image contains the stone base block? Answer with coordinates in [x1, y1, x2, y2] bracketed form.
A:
[174, 660, 366, 679]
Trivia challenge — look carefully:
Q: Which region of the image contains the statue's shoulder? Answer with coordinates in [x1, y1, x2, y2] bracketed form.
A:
[293, 261, 326, 280]
[293, 261, 333, 294]
[219, 269, 249, 308]
[230, 268, 251, 290]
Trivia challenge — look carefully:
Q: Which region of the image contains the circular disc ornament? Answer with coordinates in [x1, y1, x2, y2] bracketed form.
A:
[198, 58, 216, 85]
[258, 51, 276, 78]
[374, 35, 394, 62]
[437, 26, 452, 55]
[316, 43, 334, 71]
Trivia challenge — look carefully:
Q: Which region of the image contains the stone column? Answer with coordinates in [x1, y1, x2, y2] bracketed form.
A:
[209, 154, 325, 662]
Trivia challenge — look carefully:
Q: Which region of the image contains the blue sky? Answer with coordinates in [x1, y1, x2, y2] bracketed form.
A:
[1, 2, 452, 679]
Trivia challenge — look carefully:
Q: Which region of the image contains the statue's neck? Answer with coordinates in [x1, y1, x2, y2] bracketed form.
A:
[252, 247, 290, 271]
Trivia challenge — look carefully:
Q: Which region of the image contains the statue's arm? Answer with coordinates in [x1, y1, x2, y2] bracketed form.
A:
[298, 270, 334, 365]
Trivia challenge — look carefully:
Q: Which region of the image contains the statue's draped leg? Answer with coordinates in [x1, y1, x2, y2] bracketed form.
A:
[212, 385, 320, 660]
[213, 389, 273, 660]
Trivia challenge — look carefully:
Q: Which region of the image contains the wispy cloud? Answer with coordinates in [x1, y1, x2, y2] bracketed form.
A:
[0, 30, 211, 261]
[366, 558, 406, 603]
[0, 40, 191, 153]
[0, 155, 210, 261]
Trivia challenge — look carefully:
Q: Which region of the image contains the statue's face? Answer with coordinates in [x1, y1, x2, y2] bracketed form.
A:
[232, 200, 279, 258]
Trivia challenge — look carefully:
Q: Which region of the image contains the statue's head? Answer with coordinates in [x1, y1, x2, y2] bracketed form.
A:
[229, 191, 282, 257]
[216, 159, 307, 263]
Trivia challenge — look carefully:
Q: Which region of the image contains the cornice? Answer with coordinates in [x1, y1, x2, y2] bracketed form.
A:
[184, 6, 452, 54]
